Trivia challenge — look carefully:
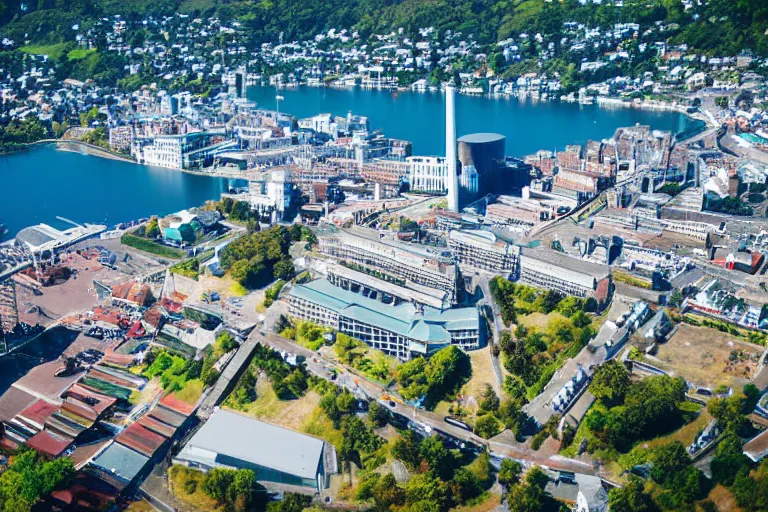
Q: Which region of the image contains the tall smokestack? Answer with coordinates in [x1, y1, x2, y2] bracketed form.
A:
[445, 86, 459, 212]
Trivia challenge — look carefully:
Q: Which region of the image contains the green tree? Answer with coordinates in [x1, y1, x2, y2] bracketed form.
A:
[506, 467, 549, 512]
[590, 360, 630, 405]
[474, 414, 502, 439]
[368, 401, 389, 428]
[608, 479, 659, 512]
[371, 473, 405, 509]
[478, 383, 500, 414]
[392, 430, 423, 470]
[497, 458, 522, 487]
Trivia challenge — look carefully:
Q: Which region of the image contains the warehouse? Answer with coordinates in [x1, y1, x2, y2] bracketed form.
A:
[174, 410, 333, 493]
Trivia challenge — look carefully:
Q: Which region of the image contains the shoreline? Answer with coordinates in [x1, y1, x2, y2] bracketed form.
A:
[6, 91, 705, 181]
[595, 96, 716, 131]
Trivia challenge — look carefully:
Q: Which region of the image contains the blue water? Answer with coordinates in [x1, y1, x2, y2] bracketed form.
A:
[248, 87, 702, 156]
[0, 146, 227, 237]
[0, 89, 701, 238]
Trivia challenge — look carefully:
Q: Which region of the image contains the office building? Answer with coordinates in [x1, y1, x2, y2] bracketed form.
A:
[288, 278, 480, 359]
[407, 156, 448, 194]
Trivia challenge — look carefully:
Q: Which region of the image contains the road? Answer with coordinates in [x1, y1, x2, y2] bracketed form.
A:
[475, 274, 505, 394]
[261, 331, 598, 476]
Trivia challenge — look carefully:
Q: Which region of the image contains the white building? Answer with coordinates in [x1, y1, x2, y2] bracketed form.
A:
[407, 156, 447, 193]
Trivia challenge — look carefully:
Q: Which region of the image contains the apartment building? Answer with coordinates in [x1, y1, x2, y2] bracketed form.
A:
[447, 229, 520, 274]
[288, 278, 480, 359]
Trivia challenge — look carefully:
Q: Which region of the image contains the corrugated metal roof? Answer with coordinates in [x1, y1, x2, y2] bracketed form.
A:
[17, 400, 59, 429]
[159, 393, 196, 416]
[26, 430, 72, 457]
[116, 422, 166, 458]
[90, 442, 149, 483]
[182, 410, 324, 480]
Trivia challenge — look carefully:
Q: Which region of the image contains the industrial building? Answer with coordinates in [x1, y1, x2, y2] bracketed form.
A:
[447, 229, 520, 274]
[316, 225, 458, 300]
[458, 132, 506, 199]
[518, 248, 612, 307]
[287, 278, 480, 359]
[174, 410, 333, 493]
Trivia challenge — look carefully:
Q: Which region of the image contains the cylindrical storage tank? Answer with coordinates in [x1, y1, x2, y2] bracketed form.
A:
[457, 133, 506, 198]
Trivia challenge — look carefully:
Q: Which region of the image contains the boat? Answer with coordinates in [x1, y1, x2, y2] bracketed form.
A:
[0, 223, 6, 241]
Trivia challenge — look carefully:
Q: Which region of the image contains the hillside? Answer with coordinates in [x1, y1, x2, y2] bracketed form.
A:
[0, 0, 766, 56]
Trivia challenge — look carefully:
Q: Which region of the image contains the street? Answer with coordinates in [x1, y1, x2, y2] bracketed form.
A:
[260, 330, 599, 476]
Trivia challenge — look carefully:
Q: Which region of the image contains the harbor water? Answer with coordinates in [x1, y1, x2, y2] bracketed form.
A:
[0, 145, 228, 238]
[248, 86, 704, 155]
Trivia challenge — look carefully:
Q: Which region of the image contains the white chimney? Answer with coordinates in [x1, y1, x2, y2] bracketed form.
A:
[445, 86, 459, 212]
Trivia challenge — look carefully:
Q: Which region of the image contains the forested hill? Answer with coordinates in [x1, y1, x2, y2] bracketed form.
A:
[0, 0, 766, 56]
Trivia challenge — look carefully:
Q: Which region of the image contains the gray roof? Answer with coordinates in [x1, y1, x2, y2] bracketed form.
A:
[15, 226, 56, 248]
[458, 132, 505, 144]
[90, 441, 150, 482]
[186, 410, 324, 480]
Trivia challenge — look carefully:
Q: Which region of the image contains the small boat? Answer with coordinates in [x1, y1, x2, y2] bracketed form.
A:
[0, 223, 6, 240]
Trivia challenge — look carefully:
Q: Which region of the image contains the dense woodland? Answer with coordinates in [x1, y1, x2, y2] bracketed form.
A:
[0, 0, 766, 58]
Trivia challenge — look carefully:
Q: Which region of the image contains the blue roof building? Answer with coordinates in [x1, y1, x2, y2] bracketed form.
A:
[288, 278, 480, 359]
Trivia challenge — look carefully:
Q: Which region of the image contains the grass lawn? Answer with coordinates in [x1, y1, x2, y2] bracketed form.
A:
[302, 405, 344, 448]
[228, 281, 248, 297]
[121, 233, 186, 259]
[233, 377, 324, 432]
[21, 43, 70, 60]
[168, 465, 224, 512]
[518, 311, 566, 331]
[175, 379, 204, 405]
[67, 48, 96, 60]
[638, 408, 711, 452]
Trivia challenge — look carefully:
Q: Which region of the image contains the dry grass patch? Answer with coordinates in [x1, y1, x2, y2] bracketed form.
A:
[451, 490, 502, 512]
[433, 347, 500, 423]
[125, 499, 157, 512]
[168, 465, 225, 512]
[647, 324, 761, 389]
[703, 484, 743, 512]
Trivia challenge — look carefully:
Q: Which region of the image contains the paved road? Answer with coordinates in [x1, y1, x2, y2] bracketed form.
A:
[475, 275, 505, 394]
[261, 330, 598, 476]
